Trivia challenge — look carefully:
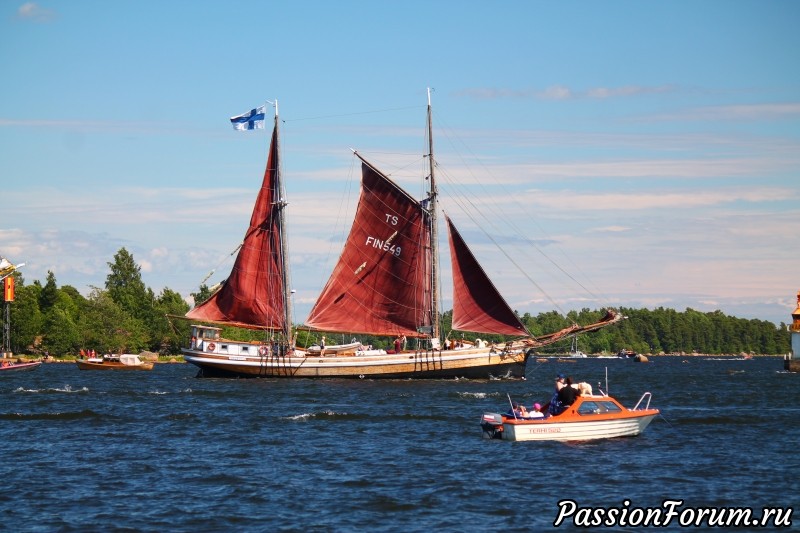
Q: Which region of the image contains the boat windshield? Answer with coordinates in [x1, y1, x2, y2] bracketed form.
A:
[577, 401, 623, 415]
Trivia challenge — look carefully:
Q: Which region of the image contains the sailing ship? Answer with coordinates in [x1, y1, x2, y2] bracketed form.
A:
[181, 94, 621, 378]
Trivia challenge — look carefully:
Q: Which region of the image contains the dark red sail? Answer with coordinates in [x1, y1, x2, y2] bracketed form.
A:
[446, 215, 529, 336]
[186, 121, 288, 331]
[304, 158, 432, 336]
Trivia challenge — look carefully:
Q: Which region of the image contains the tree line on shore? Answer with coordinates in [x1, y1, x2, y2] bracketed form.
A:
[2, 247, 791, 357]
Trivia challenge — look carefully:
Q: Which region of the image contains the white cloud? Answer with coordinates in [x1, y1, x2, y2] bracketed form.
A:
[585, 85, 677, 99]
[516, 186, 794, 211]
[589, 226, 631, 233]
[650, 103, 800, 122]
[16, 2, 55, 22]
[541, 85, 572, 100]
[454, 84, 679, 101]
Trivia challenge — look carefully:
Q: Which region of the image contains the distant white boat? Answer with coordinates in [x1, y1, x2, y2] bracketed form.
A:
[566, 336, 588, 357]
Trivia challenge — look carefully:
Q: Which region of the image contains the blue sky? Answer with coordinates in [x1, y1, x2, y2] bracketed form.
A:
[1, 1, 798, 327]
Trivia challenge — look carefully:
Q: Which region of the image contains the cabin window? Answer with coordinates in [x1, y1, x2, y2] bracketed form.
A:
[241, 346, 249, 353]
[577, 401, 622, 415]
[599, 401, 622, 413]
[578, 402, 600, 415]
[220, 344, 228, 353]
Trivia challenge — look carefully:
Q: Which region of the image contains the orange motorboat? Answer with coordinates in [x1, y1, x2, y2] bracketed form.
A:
[480, 392, 659, 442]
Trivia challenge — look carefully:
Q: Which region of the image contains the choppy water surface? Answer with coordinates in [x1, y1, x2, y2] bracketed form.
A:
[1, 357, 796, 532]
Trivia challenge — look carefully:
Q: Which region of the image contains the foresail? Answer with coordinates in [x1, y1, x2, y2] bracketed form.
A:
[304, 158, 432, 337]
[446, 215, 529, 337]
[186, 121, 288, 331]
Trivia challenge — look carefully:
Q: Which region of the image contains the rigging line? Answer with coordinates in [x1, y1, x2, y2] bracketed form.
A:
[434, 163, 567, 315]
[431, 114, 600, 304]
[449, 202, 569, 320]
[444, 199, 569, 318]
[432, 123, 575, 288]
[282, 104, 425, 123]
[198, 243, 243, 286]
[311, 153, 360, 306]
[431, 113, 611, 309]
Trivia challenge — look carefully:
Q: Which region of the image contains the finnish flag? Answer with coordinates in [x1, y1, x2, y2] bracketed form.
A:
[230, 105, 266, 130]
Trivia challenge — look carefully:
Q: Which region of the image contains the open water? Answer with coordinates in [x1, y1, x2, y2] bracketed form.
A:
[0, 356, 797, 532]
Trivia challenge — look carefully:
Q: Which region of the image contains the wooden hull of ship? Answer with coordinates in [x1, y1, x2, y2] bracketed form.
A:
[75, 360, 154, 371]
[182, 347, 527, 379]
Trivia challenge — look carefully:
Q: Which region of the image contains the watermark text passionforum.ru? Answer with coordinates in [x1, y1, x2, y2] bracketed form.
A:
[554, 499, 793, 528]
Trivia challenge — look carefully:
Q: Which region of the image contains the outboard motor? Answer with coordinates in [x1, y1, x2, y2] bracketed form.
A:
[480, 412, 505, 439]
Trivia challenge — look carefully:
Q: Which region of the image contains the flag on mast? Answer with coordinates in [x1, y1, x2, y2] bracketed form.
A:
[230, 105, 266, 131]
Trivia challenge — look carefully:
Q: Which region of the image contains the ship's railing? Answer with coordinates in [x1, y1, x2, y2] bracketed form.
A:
[633, 392, 652, 410]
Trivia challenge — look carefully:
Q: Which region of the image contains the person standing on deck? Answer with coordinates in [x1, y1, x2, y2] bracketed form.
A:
[548, 373, 567, 416]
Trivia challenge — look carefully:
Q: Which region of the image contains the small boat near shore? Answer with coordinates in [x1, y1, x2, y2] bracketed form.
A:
[0, 360, 41, 372]
[480, 392, 659, 442]
[75, 353, 154, 371]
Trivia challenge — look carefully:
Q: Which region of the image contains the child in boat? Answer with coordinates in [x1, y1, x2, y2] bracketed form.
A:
[527, 402, 544, 419]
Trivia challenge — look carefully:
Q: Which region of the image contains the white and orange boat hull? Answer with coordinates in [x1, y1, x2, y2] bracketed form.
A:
[481, 393, 659, 442]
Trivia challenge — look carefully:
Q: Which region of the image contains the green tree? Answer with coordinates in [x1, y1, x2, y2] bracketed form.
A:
[190, 284, 213, 307]
[40, 304, 81, 356]
[106, 248, 150, 320]
[154, 288, 191, 353]
[79, 288, 149, 354]
[7, 273, 43, 353]
[39, 270, 58, 312]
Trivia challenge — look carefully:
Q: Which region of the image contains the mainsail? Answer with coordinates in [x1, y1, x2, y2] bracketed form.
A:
[305, 88, 532, 344]
[446, 215, 529, 337]
[305, 157, 533, 341]
[186, 116, 291, 335]
[304, 157, 432, 337]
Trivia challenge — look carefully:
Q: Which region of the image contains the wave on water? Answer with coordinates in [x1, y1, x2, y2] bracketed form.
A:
[290, 412, 314, 421]
[284, 410, 394, 421]
[13, 385, 89, 394]
[458, 391, 501, 399]
[0, 409, 104, 421]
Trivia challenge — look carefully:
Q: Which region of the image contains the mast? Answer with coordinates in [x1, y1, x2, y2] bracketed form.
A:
[427, 88, 440, 341]
[273, 100, 294, 346]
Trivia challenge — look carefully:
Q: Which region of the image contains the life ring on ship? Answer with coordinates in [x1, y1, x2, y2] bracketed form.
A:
[259, 345, 268, 356]
[207, 343, 216, 352]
